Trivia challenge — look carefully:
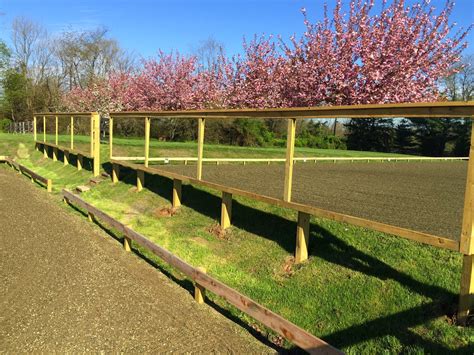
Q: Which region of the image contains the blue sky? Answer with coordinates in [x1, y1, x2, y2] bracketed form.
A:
[1, 0, 473, 59]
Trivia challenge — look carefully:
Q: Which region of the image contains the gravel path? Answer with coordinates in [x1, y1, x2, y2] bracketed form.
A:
[0, 168, 272, 353]
[162, 161, 467, 240]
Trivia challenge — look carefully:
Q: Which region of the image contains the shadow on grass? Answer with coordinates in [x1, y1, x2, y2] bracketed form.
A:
[70, 197, 284, 353]
[94, 165, 469, 353]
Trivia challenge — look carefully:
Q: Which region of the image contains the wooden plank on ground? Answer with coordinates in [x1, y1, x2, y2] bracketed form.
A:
[62, 189, 341, 354]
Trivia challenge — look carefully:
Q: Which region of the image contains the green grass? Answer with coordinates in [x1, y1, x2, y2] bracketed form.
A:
[1, 132, 472, 353]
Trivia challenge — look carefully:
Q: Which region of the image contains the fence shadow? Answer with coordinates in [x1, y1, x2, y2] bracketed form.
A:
[100, 165, 467, 352]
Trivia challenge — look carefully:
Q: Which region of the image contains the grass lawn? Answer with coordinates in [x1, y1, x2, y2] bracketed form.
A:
[1, 132, 472, 353]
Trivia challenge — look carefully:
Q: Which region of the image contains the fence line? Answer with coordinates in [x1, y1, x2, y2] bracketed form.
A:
[35, 101, 474, 324]
[8, 121, 33, 134]
[62, 189, 341, 354]
[32, 113, 101, 176]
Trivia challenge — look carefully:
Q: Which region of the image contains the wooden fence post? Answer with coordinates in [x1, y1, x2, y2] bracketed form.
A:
[46, 179, 52, 193]
[194, 267, 206, 304]
[43, 116, 46, 142]
[283, 118, 296, 202]
[90, 114, 94, 157]
[55, 115, 58, 145]
[64, 151, 69, 166]
[172, 179, 182, 208]
[144, 116, 150, 167]
[220, 192, 232, 229]
[124, 235, 132, 252]
[137, 170, 144, 192]
[77, 154, 83, 171]
[33, 116, 37, 147]
[112, 163, 120, 184]
[458, 120, 474, 324]
[93, 112, 100, 177]
[295, 212, 310, 263]
[109, 116, 113, 160]
[53, 147, 57, 162]
[70, 116, 74, 150]
[197, 117, 205, 180]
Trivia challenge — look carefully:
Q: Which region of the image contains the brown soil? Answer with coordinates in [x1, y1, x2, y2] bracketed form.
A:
[161, 161, 467, 240]
[0, 168, 272, 353]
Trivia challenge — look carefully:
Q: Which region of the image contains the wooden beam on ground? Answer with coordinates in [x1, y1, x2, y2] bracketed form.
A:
[295, 212, 310, 263]
[220, 192, 232, 229]
[172, 179, 182, 208]
[144, 116, 150, 167]
[284, 118, 296, 202]
[197, 117, 205, 180]
[61, 189, 340, 354]
[137, 170, 144, 192]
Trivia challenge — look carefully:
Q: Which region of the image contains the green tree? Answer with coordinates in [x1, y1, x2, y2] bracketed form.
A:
[345, 119, 395, 152]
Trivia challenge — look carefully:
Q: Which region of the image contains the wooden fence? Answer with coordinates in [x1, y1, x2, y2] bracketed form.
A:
[3, 157, 52, 192]
[62, 189, 341, 354]
[8, 121, 34, 134]
[36, 101, 474, 324]
[32, 113, 101, 176]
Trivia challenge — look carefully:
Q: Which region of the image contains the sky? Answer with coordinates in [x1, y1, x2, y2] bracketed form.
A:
[1, 0, 473, 59]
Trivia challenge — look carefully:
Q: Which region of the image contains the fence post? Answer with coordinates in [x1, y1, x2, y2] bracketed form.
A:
[172, 179, 182, 208]
[33, 116, 37, 147]
[194, 267, 206, 304]
[220, 192, 232, 229]
[283, 118, 296, 202]
[64, 151, 69, 166]
[295, 212, 310, 263]
[70, 116, 74, 150]
[92, 112, 100, 177]
[55, 115, 58, 145]
[109, 116, 113, 160]
[197, 117, 205, 180]
[42, 116, 47, 158]
[144, 116, 150, 167]
[458, 119, 474, 324]
[77, 154, 83, 171]
[124, 235, 132, 252]
[90, 114, 94, 157]
[112, 163, 120, 184]
[137, 170, 144, 192]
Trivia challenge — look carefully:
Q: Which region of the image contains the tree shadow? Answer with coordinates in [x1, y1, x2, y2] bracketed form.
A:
[99, 166, 468, 352]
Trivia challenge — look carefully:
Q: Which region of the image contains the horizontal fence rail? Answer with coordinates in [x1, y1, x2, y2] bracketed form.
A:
[111, 159, 460, 252]
[4, 157, 52, 192]
[62, 189, 341, 354]
[111, 156, 470, 165]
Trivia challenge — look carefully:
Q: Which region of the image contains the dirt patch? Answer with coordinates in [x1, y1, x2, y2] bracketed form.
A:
[154, 206, 179, 217]
[161, 162, 467, 240]
[207, 223, 231, 240]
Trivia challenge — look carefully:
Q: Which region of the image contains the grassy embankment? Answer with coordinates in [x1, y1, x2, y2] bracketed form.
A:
[1, 132, 472, 353]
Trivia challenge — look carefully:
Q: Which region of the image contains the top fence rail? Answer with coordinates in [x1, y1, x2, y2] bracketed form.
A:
[35, 101, 474, 119]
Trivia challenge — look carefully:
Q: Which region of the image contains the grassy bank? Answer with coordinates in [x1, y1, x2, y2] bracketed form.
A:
[1, 133, 472, 353]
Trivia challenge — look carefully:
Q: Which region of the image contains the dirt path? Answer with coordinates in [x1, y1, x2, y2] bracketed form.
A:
[162, 161, 467, 240]
[0, 168, 272, 353]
